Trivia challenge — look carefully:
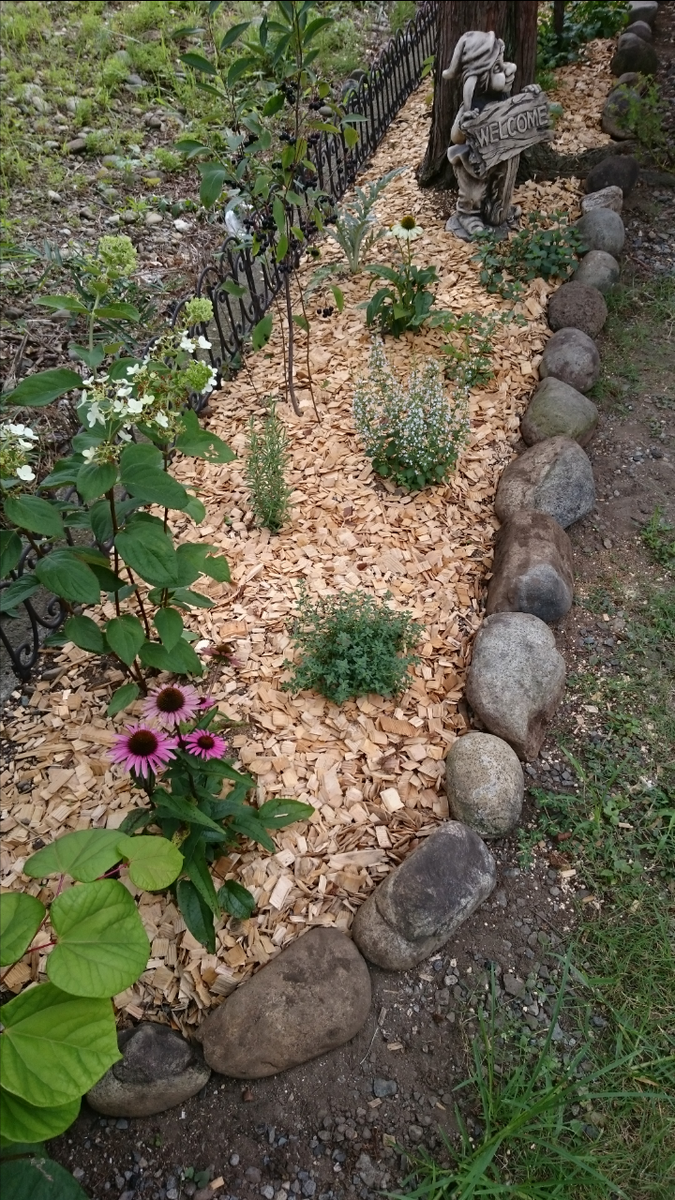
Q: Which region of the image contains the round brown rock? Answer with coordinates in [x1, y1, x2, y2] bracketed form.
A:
[521, 377, 599, 447]
[539, 328, 601, 393]
[548, 282, 607, 338]
[87, 1024, 211, 1118]
[585, 156, 639, 197]
[197, 928, 371, 1078]
[446, 733, 524, 838]
[486, 510, 575, 623]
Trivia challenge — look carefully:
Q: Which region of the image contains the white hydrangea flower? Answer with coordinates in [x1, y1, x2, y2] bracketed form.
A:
[16, 464, 36, 481]
[197, 334, 212, 350]
[126, 363, 142, 376]
[180, 333, 196, 352]
[154, 411, 170, 429]
[81, 447, 97, 462]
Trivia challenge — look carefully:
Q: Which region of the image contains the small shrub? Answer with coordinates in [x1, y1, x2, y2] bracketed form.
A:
[537, 1, 629, 72]
[324, 167, 405, 274]
[390, 1, 417, 34]
[441, 310, 514, 390]
[474, 211, 585, 300]
[624, 81, 671, 168]
[283, 586, 422, 704]
[245, 402, 292, 532]
[353, 341, 470, 490]
[154, 147, 185, 173]
[365, 215, 440, 336]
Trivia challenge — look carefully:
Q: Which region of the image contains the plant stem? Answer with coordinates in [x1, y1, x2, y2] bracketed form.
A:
[105, 488, 122, 617]
[283, 272, 302, 416]
[295, 268, 319, 421]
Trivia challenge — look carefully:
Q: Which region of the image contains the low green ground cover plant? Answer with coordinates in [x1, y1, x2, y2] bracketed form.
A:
[245, 401, 292, 533]
[283, 585, 421, 704]
[440, 310, 515, 391]
[641, 507, 675, 573]
[537, 1, 629, 73]
[622, 81, 672, 169]
[474, 212, 584, 301]
[353, 341, 470, 490]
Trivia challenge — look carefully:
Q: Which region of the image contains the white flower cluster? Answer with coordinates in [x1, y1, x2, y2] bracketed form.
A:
[0, 422, 38, 483]
[353, 341, 470, 487]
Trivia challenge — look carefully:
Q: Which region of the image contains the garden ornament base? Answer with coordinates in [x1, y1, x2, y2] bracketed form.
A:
[443, 31, 553, 242]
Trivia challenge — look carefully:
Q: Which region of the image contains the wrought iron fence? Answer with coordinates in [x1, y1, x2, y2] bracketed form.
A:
[1, 0, 440, 685]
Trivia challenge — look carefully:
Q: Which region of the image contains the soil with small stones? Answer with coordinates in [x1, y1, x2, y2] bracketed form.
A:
[36, 8, 675, 1199]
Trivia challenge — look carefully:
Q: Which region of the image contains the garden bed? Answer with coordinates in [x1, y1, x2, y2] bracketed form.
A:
[0, 68, 604, 1030]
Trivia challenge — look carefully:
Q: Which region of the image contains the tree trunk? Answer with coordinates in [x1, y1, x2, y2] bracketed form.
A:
[553, 1, 566, 43]
[418, 1, 539, 189]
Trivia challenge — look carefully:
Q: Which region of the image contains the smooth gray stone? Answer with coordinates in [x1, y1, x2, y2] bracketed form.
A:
[548, 281, 607, 339]
[574, 250, 621, 293]
[581, 187, 623, 215]
[495, 436, 596, 529]
[575, 209, 625, 257]
[465, 612, 566, 760]
[521, 377, 599, 446]
[539, 328, 601, 394]
[352, 822, 495, 970]
[585, 156, 639, 197]
[611, 33, 657, 77]
[446, 733, 524, 837]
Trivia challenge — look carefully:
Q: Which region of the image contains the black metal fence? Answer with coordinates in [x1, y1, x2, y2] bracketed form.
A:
[1, 0, 440, 685]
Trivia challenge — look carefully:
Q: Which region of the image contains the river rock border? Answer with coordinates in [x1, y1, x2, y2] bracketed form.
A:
[86, 1, 664, 1115]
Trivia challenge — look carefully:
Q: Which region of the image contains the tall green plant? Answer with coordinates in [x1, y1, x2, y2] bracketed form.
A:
[0, 828, 182, 1187]
[175, 0, 364, 415]
[0, 299, 234, 714]
[324, 168, 405, 273]
[245, 401, 292, 532]
[365, 215, 441, 337]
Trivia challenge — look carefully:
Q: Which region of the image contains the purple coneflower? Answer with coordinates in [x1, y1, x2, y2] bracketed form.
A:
[110, 725, 177, 778]
[197, 696, 217, 711]
[142, 683, 200, 728]
[183, 729, 228, 761]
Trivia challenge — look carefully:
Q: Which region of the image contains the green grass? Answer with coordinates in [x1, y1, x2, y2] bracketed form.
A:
[641, 509, 675, 574]
[399, 587, 675, 1198]
[589, 274, 675, 410]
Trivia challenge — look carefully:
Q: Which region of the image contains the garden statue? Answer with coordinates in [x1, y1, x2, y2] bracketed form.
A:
[443, 31, 552, 241]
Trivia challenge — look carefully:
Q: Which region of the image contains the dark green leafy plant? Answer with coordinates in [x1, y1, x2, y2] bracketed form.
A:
[245, 401, 292, 532]
[537, 1, 629, 72]
[441, 310, 515, 390]
[365, 215, 441, 337]
[622, 81, 671, 169]
[474, 212, 585, 300]
[115, 694, 313, 949]
[283, 585, 422, 704]
[0, 828, 182, 1160]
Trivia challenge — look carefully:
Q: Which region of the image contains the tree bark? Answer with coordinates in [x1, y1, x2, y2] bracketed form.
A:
[418, 1, 539, 189]
[553, 1, 566, 43]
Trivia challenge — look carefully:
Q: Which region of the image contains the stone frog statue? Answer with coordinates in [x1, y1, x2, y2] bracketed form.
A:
[443, 30, 543, 239]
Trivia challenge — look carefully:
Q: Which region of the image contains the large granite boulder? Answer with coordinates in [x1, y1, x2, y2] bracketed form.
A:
[624, 19, 653, 39]
[465, 612, 566, 760]
[87, 1023, 210, 1118]
[574, 250, 620, 294]
[602, 86, 640, 140]
[486, 510, 574, 624]
[446, 733, 523, 838]
[585, 156, 639, 197]
[539, 328, 601, 393]
[611, 34, 657, 77]
[548, 282, 607, 338]
[197, 928, 371, 1077]
[626, 0, 658, 22]
[521, 377, 599, 447]
[352, 822, 496, 970]
[581, 187, 623, 216]
[495, 436, 596, 529]
[575, 210, 625, 258]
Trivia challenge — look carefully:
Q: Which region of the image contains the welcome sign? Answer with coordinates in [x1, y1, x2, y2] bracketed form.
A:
[461, 91, 553, 177]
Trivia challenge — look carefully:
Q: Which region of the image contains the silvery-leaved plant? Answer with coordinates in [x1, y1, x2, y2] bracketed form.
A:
[353, 340, 470, 490]
[0, 298, 237, 714]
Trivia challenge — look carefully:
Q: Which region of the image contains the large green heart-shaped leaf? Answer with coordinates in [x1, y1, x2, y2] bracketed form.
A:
[0, 894, 46, 967]
[115, 521, 179, 587]
[48, 880, 149, 998]
[64, 615, 107, 655]
[0, 1087, 80, 1144]
[0, 1154, 89, 1199]
[116, 834, 184, 891]
[2, 367, 83, 408]
[104, 613, 145, 666]
[24, 829, 123, 884]
[0, 983, 120, 1107]
[3, 495, 65, 539]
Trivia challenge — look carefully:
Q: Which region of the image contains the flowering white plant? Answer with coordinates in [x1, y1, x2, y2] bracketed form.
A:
[0, 422, 38, 485]
[353, 341, 470, 490]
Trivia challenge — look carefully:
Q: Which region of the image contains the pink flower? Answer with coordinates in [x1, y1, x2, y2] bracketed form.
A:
[197, 697, 217, 711]
[142, 683, 200, 728]
[183, 730, 228, 761]
[110, 725, 178, 778]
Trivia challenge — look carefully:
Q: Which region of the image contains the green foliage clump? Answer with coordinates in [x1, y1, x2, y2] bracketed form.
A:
[622, 81, 671, 168]
[390, 1, 418, 34]
[365, 215, 440, 337]
[353, 341, 469, 490]
[537, 1, 629, 72]
[154, 147, 185, 173]
[641, 507, 675, 573]
[245, 403, 292, 533]
[324, 168, 405, 274]
[474, 211, 585, 300]
[441, 310, 513, 390]
[284, 587, 422, 704]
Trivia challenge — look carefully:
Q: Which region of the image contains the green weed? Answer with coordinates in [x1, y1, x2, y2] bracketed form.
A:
[641, 509, 675, 573]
